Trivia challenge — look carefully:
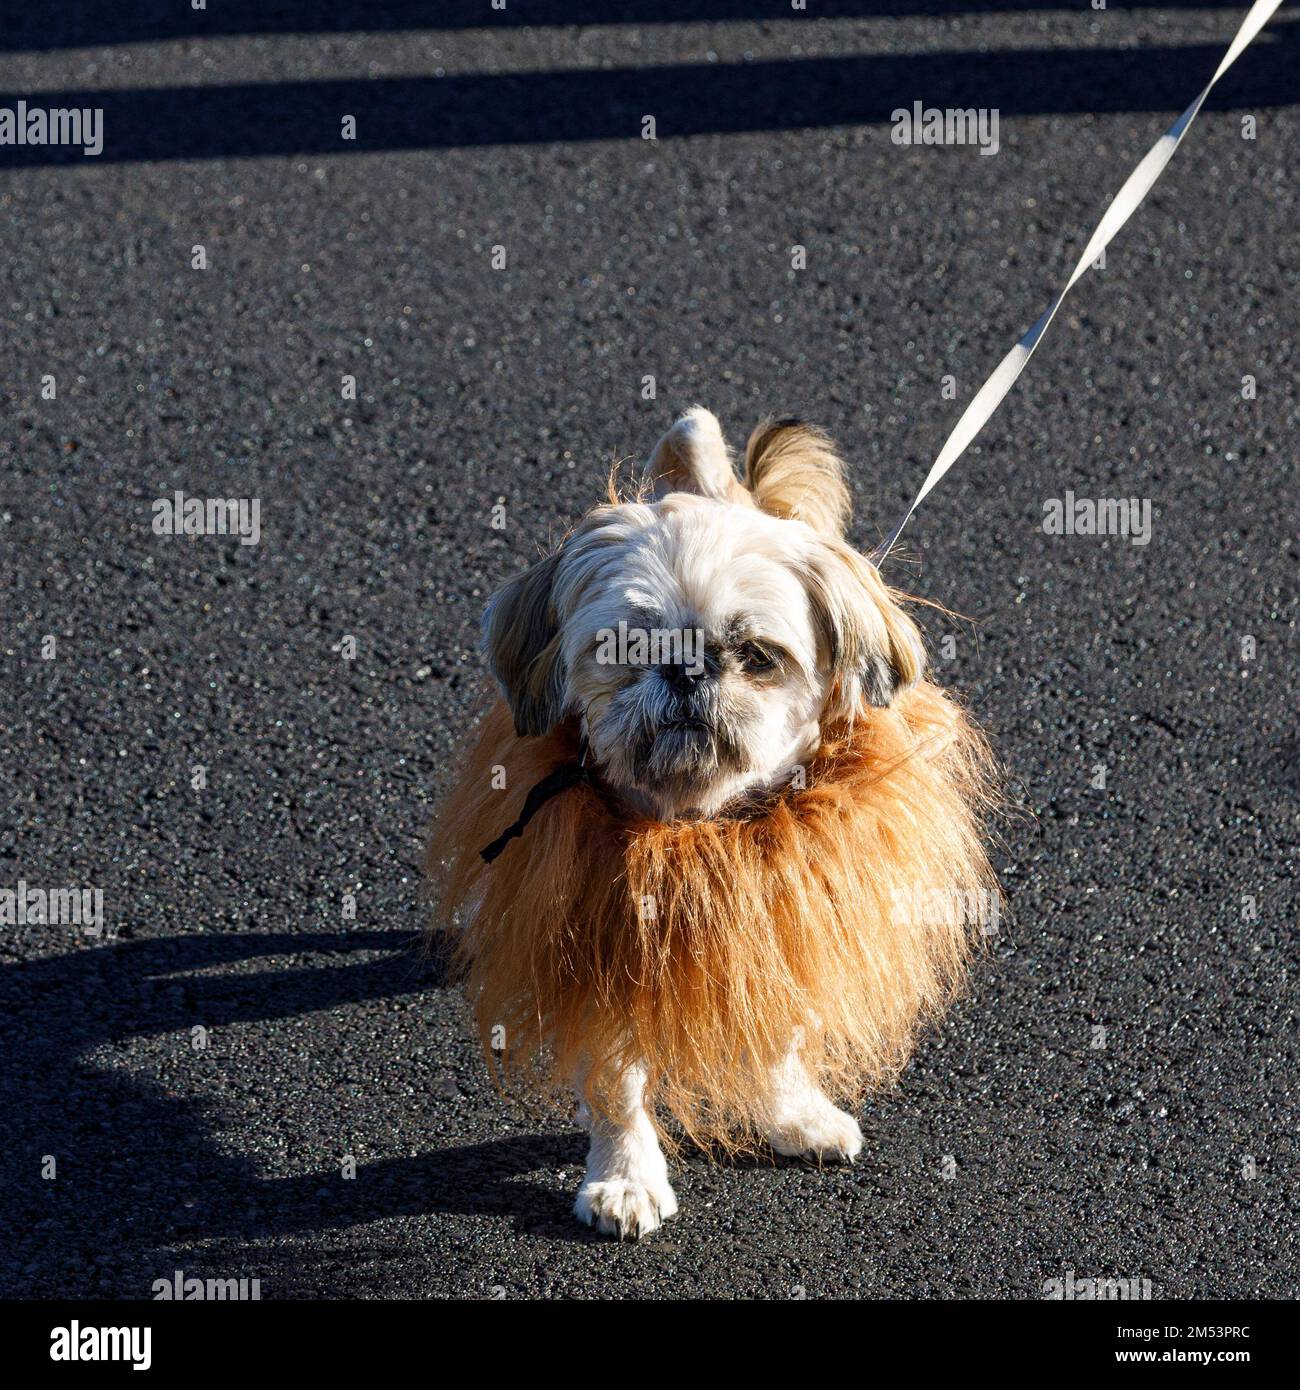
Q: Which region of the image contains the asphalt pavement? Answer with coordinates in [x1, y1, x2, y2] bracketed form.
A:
[1, 2, 1297, 1299]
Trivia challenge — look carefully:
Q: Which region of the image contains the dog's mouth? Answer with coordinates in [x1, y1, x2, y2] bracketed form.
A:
[629, 716, 747, 792]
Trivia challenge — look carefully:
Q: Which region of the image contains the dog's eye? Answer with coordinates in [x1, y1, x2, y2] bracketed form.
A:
[738, 641, 777, 673]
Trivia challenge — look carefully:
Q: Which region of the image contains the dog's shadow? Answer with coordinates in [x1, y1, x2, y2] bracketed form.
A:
[0, 930, 624, 1297]
[4, 928, 850, 1295]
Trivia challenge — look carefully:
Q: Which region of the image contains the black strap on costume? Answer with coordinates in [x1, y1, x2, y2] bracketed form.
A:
[479, 761, 589, 864]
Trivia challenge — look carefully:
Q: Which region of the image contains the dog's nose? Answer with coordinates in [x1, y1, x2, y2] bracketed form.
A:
[659, 659, 708, 692]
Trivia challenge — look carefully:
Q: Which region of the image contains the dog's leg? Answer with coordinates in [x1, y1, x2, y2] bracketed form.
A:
[573, 1059, 677, 1239]
[759, 1034, 864, 1162]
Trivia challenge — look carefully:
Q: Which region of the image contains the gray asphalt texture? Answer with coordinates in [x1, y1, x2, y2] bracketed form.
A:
[1, 2, 1297, 1300]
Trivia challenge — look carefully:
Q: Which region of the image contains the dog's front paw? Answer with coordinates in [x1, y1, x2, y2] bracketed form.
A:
[765, 1101, 864, 1163]
[575, 1175, 678, 1239]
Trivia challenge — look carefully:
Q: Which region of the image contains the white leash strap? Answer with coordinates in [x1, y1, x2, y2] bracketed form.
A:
[871, 0, 1284, 565]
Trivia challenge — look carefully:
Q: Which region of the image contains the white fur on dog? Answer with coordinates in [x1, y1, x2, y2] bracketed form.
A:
[573, 1061, 678, 1239]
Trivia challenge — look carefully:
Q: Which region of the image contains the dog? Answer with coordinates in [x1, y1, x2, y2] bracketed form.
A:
[431, 408, 997, 1238]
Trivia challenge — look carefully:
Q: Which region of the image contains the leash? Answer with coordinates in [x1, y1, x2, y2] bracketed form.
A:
[479, 1, 1283, 862]
[870, 0, 1285, 565]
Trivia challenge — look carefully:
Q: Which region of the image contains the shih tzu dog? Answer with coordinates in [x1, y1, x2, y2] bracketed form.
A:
[431, 408, 997, 1238]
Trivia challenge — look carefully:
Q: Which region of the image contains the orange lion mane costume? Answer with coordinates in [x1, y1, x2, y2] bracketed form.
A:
[430, 678, 997, 1152]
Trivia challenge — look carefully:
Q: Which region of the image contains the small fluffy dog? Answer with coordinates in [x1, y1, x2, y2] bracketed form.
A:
[432, 408, 996, 1238]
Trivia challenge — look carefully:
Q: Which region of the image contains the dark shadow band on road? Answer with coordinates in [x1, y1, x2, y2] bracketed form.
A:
[2, 28, 1296, 167]
[0, 930, 474, 1297]
[1, 1, 1260, 54]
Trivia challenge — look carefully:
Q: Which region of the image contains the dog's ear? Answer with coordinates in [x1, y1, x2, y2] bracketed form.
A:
[644, 406, 745, 502]
[482, 551, 567, 737]
[802, 535, 925, 720]
[744, 416, 851, 537]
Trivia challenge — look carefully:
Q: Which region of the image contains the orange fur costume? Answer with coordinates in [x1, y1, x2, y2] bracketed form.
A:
[430, 681, 997, 1151]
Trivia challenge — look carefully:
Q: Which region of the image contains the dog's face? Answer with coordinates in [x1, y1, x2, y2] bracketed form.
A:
[483, 409, 925, 820]
[544, 494, 833, 819]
